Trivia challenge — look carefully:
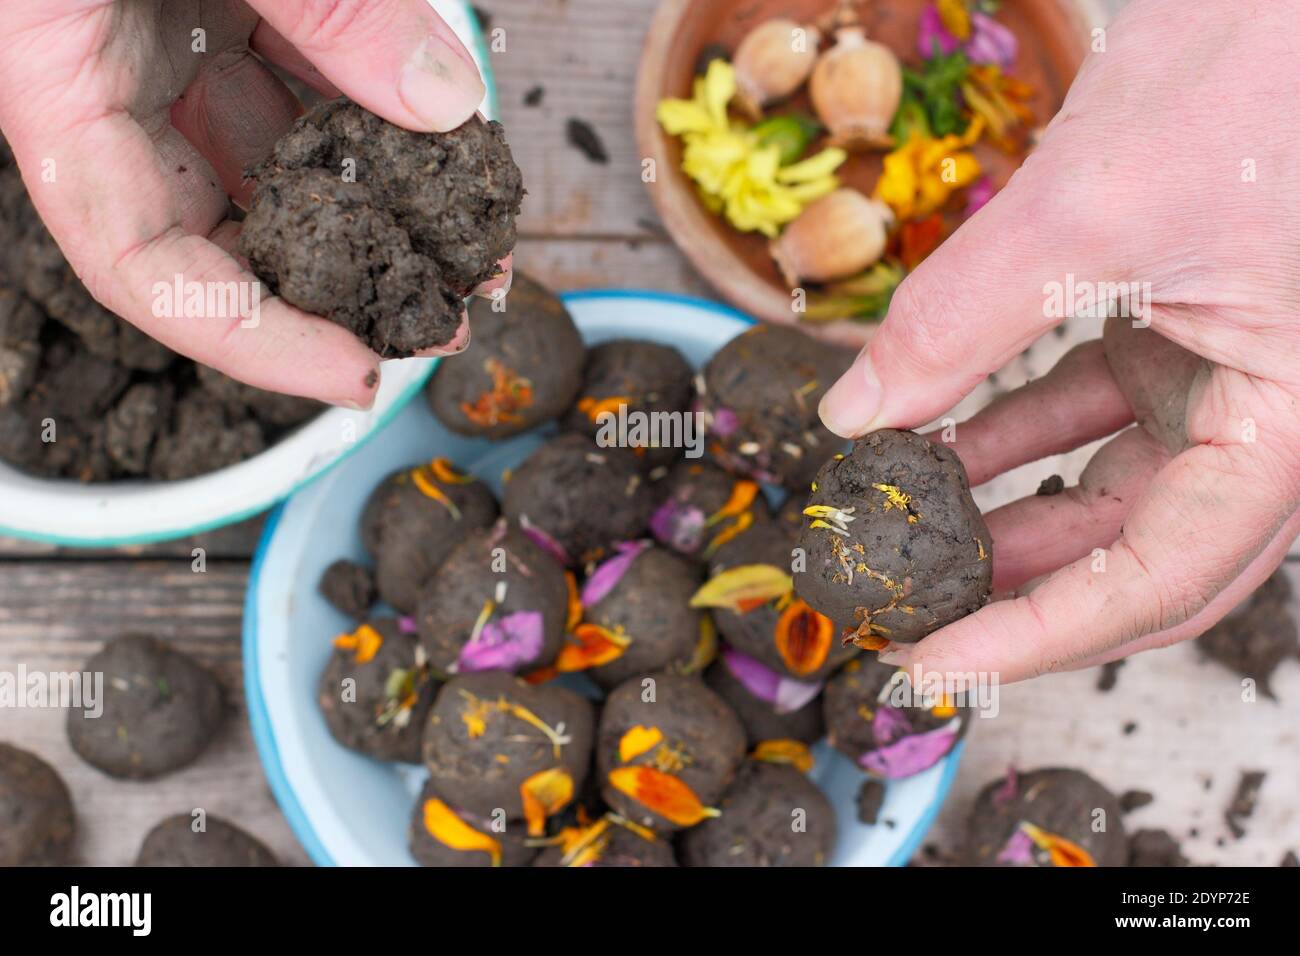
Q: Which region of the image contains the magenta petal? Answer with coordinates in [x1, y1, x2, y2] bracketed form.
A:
[721, 644, 781, 705]
[710, 407, 740, 438]
[581, 540, 652, 607]
[965, 175, 996, 216]
[397, 616, 418, 634]
[859, 718, 962, 779]
[995, 828, 1036, 865]
[458, 610, 545, 672]
[773, 676, 823, 714]
[966, 12, 1018, 68]
[871, 704, 914, 747]
[917, 4, 960, 58]
[650, 500, 706, 555]
[519, 517, 568, 565]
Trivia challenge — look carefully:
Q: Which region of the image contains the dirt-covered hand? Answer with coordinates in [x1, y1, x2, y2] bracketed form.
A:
[817, 0, 1300, 682]
[0, 0, 504, 409]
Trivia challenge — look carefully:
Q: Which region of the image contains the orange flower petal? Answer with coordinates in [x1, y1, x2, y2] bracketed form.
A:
[555, 818, 612, 867]
[774, 599, 833, 676]
[703, 509, 755, 558]
[607, 766, 719, 826]
[576, 395, 630, 423]
[460, 358, 533, 427]
[332, 623, 383, 664]
[707, 480, 760, 525]
[521, 767, 575, 838]
[522, 665, 558, 685]
[690, 564, 793, 614]
[848, 631, 890, 651]
[423, 798, 502, 866]
[618, 725, 664, 763]
[429, 457, 473, 484]
[751, 739, 815, 773]
[1021, 822, 1096, 868]
[410, 468, 460, 519]
[555, 623, 630, 672]
[563, 571, 583, 632]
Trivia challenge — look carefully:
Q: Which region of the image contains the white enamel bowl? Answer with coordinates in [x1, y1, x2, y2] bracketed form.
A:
[0, 0, 494, 547]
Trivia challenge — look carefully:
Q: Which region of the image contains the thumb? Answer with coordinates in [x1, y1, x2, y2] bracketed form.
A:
[247, 0, 485, 132]
[818, 173, 1100, 437]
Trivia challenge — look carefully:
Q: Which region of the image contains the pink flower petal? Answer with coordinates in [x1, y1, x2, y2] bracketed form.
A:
[871, 704, 914, 747]
[859, 717, 962, 779]
[457, 610, 545, 672]
[965, 175, 996, 216]
[650, 500, 706, 555]
[993, 765, 1019, 807]
[581, 540, 652, 607]
[397, 616, 418, 634]
[773, 676, 823, 714]
[722, 644, 820, 711]
[995, 828, 1036, 865]
[518, 516, 568, 565]
[710, 406, 740, 438]
[721, 644, 781, 704]
[966, 12, 1018, 69]
[917, 4, 960, 58]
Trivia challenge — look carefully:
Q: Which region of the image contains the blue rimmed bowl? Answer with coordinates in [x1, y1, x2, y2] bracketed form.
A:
[243, 290, 963, 866]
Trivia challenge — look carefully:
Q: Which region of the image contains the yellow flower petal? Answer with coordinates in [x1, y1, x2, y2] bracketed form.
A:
[690, 564, 793, 614]
[618, 725, 664, 763]
[520, 767, 575, 838]
[423, 798, 501, 866]
[776, 147, 848, 183]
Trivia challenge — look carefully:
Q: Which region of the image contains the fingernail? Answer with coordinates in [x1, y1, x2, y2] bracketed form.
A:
[819, 347, 883, 438]
[877, 645, 910, 666]
[400, 36, 485, 131]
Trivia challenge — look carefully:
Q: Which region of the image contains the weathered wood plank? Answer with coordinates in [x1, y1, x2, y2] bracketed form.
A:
[487, 0, 681, 239]
[0, 560, 311, 865]
[2, 558, 1296, 865]
[0, 514, 268, 560]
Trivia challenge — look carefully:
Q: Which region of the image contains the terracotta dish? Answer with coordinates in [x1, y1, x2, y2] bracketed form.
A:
[635, 0, 1092, 347]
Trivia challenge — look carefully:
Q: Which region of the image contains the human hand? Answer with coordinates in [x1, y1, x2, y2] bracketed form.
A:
[0, 0, 507, 409]
[816, 0, 1300, 683]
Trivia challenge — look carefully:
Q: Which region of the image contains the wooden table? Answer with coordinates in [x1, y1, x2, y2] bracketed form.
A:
[2, 0, 1296, 867]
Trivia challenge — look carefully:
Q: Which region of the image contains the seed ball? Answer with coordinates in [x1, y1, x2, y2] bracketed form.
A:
[793, 429, 992, 644]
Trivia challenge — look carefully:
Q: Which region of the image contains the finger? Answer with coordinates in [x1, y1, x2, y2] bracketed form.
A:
[472, 253, 513, 300]
[415, 311, 470, 357]
[880, 432, 1300, 684]
[10, 103, 381, 408]
[819, 166, 1107, 438]
[927, 341, 1134, 486]
[250, 19, 343, 98]
[169, 48, 301, 206]
[983, 426, 1169, 592]
[245, 0, 485, 132]
[1069, 510, 1300, 670]
[122, 222, 383, 407]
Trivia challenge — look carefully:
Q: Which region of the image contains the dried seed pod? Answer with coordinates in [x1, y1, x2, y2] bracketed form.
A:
[733, 19, 821, 117]
[809, 26, 902, 149]
[770, 188, 893, 287]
